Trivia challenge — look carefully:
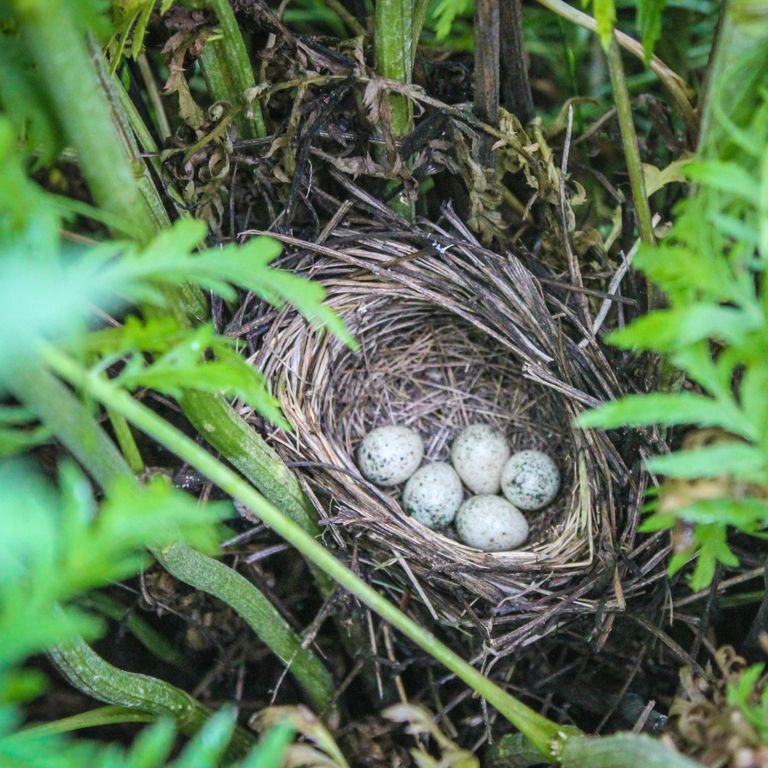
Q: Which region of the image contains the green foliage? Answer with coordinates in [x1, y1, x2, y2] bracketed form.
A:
[580, 38, 768, 590]
[429, 0, 472, 41]
[2, 705, 292, 768]
[0, 120, 352, 434]
[727, 663, 768, 742]
[636, 0, 667, 61]
[0, 460, 226, 666]
[0, 457, 291, 768]
[593, 0, 617, 50]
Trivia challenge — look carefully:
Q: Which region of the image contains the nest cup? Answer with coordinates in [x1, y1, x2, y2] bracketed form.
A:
[252, 225, 649, 651]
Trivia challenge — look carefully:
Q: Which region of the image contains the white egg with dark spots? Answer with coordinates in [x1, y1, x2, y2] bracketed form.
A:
[450, 424, 511, 494]
[403, 462, 463, 530]
[454, 495, 529, 551]
[357, 426, 424, 486]
[501, 450, 560, 511]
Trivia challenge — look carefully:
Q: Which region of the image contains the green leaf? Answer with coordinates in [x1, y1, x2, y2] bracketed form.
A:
[634, 244, 737, 305]
[431, 0, 472, 40]
[637, 512, 677, 532]
[740, 366, 768, 441]
[125, 717, 176, 768]
[676, 497, 768, 530]
[173, 707, 236, 768]
[578, 393, 754, 438]
[594, 0, 616, 51]
[108, 323, 289, 429]
[690, 524, 739, 591]
[645, 443, 766, 480]
[607, 305, 762, 352]
[241, 723, 294, 768]
[685, 161, 762, 206]
[636, 0, 667, 62]
[0, 459, 227, 667]
[98, 220, 357, 349]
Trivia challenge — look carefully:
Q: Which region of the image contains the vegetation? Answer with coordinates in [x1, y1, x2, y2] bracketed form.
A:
[0, 0, 766, 767]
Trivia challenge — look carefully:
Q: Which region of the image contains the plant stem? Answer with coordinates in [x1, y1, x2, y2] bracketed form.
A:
[375, 0, 415, 219]
[137, 53, 172, 142]
[375, 0, 413, 137]
[179, 392, 319, 535]
[156, 543, 336, 715]
[43, 344, 580, 761]
[19, 706, 155, 737]
[107, 410, 145, 474]
[80, 593, 185, 670]
[49, 638, 254, 759]
[202, 0, 267, 139]
[12, 0, 156, 242]
[499, 0, 534, 122]
[605, 37, 655, 247]
[3, 360, 129, 491]
[534, 0, 697, 140]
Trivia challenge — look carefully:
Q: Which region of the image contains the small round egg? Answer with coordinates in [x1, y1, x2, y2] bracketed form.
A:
[501, 450, 560, 511]
[450, 424, 511, 494]
[454, 495, 529, 551]
[357, 426, 424, 486]
[403, 462, 463, 530]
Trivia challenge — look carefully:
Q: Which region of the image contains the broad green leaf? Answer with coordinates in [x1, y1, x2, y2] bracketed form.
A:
[645, 443, 766, 480]
[636, 0, 667, 62]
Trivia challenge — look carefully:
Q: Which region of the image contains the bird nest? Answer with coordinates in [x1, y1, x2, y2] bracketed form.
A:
[247, 221, 663, 653]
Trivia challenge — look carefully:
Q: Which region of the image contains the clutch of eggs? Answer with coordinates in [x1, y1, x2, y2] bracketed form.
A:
[356, 422, 560, 552]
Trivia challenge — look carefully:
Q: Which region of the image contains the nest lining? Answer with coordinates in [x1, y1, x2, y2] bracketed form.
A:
[247, 223, 655, 644]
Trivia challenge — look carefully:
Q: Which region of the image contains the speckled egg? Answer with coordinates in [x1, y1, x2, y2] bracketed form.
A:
[357, 426, 424, 486]
[402, 462, 463, 530]
[450, 424, 511, 494]
[454, 495, 529, 551]
[501, 450, 560, 511]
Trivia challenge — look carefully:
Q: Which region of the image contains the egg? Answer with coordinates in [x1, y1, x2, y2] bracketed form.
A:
[450, 424, 511, 494]
[402, 462, 463, 530]
[454, 495, 529, 551]
[501, 450, 560, 511]
[357, 426, 424, 486]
